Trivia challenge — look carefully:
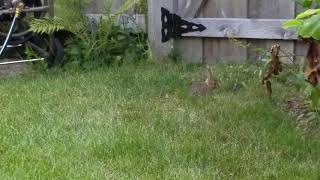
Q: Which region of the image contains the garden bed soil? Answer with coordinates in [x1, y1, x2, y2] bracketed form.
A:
[0, 59, 27, 77]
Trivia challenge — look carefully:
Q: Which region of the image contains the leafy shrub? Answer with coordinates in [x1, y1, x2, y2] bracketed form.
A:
[282, 0, 320, 113]
[63, 24, 148, 68]
[30, 0, 148, 69]
[283, 0, 320, 40]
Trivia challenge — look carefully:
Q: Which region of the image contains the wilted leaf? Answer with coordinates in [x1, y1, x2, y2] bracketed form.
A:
[261, 44, 282, 96]
[305, 41, 320, 86]
[305, 63, 320, 78]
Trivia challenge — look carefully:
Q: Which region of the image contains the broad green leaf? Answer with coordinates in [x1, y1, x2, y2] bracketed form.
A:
[298, 14, 320, 40]
[282, 19, 302, 29]
[302, 0, 313, 8]
[296, 9, 320, 19]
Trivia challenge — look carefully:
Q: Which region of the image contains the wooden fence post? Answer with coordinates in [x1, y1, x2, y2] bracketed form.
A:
[148, 0, 176, 59]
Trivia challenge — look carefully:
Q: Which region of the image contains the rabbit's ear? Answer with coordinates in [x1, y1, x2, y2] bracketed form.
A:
[207, 66, 214, 82]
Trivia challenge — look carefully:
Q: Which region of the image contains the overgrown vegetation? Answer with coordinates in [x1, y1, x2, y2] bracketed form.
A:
[30, 0, 149, 68]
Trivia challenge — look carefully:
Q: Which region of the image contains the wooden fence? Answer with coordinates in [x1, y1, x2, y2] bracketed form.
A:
[89, 0, 308, 63]
[87, 0, 126, 13]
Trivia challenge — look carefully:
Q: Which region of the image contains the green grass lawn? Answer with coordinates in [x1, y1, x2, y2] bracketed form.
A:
[0, 62, 319, 179]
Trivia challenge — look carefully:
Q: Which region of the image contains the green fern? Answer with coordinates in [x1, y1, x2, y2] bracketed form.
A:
[28, 0, 148, 67]
[30, 0, 143, 35]
[30, 17, 67, 34]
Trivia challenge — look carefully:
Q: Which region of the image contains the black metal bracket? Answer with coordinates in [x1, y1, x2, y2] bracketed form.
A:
[161, 7, 206, 43]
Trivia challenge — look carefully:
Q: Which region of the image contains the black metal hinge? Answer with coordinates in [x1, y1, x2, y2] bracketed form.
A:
[161, 7, 206, 43]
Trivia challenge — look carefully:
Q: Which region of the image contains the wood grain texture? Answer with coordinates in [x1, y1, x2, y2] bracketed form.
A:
[148, 0, 175, 59]
[202, 0, 248, 63]
[182, 18, 297, 40]
[177, 0, 208, 17]
[174, 0, 207, 63]
[248, 0, 295, 63]
[294, 42, 309, 63]
[174, 37, 204, 63]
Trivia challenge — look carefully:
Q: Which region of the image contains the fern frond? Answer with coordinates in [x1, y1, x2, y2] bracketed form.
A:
[115, 0, 143, 15]
[31, 17, 87, 36]
[30, 17, 69, 34]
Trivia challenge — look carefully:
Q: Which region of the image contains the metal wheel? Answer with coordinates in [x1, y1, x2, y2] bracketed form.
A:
[26, 34, 64, 67]
[47, 37, 64, 68]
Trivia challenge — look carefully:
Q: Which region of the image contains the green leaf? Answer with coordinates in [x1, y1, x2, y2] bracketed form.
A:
[296, 9, 320, 19]
[310, 88, 320, 106]
[298, 14, 320, 40]
[282, 19, 302, 29]
[302, 0, 313, 8]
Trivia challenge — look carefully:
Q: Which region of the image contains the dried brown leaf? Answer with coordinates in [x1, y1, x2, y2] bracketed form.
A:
[261, 44, 282, 96]
[305, 41, 320, 86]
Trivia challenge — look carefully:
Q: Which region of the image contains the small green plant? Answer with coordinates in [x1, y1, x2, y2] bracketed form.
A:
[24, 44, 48, 72]
[294, 0, 320, 8]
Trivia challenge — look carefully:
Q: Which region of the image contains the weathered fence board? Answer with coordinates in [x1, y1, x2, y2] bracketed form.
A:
[202, 0, 248, 63]
[174, 0, 205, 63]
[179, 0, 207, 17]
[247, 0, 296, 63]
[148, 0, 175, 59]
[182, 18, 297, 40]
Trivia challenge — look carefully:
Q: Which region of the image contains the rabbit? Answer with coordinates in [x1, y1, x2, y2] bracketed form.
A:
[189, 66, 218, 96]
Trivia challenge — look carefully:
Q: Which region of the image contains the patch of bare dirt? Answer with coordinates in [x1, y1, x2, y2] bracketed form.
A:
[0, 59, 27, 77]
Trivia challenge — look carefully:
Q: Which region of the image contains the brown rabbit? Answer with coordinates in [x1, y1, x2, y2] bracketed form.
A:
[189, 66, 218, 96]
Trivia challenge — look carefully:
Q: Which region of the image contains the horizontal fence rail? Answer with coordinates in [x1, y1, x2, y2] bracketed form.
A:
[182, 18, 298, 40]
